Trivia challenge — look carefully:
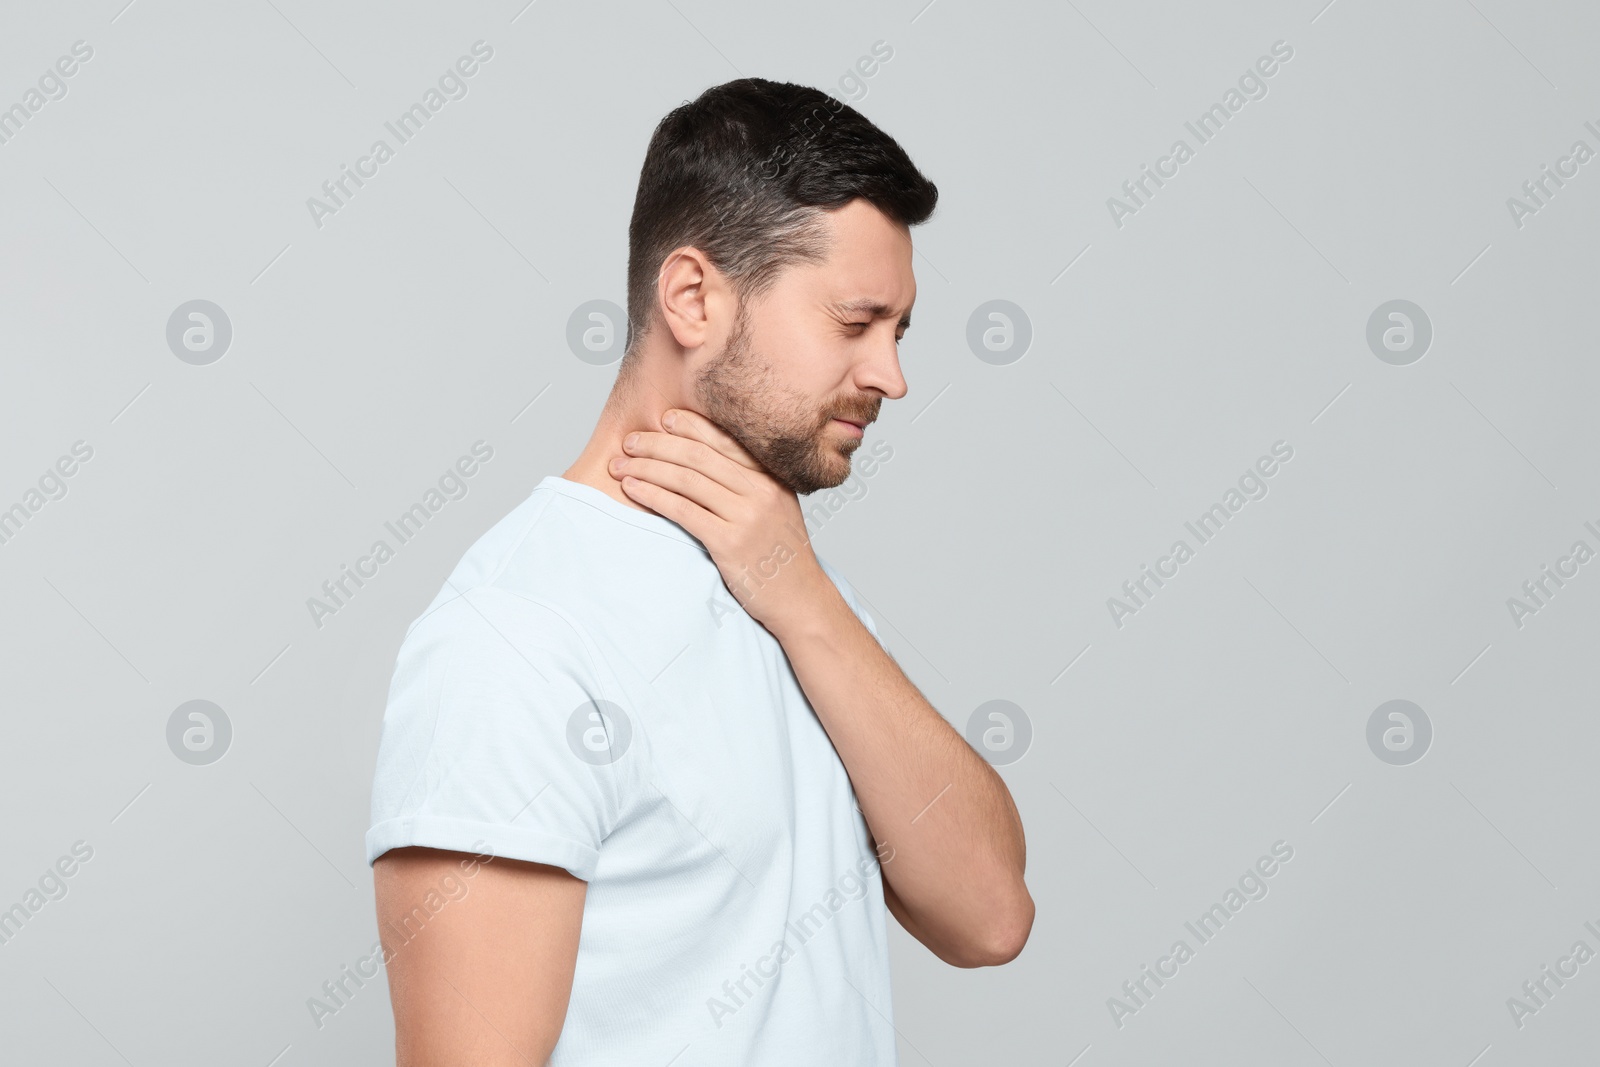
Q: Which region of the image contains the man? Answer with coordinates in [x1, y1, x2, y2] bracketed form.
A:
[366, 77, 1032, 1065]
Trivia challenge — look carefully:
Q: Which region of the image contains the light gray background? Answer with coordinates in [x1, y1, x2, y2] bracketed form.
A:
[2, 0, 1596, 1063]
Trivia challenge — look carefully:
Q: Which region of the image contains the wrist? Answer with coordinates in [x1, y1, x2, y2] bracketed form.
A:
[764, 565, 850, 645]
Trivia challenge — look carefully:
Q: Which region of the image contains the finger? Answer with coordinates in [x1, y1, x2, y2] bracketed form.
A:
[622, 430, 753, 497]
[662, 408, 764, 472]
[618, 474, 722, 542]
[610, 454, 740, 520]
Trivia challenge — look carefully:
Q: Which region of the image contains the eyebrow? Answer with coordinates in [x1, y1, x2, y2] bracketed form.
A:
[832, 298, 912, 329]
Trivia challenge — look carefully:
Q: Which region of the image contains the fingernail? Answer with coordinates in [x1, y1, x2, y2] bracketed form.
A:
[624, 432, 639, 449]
[609, 457, 625, 470]
[663, 410, 677, 430]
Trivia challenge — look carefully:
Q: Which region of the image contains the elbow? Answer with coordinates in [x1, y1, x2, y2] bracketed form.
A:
[953, 888, 1035, 968]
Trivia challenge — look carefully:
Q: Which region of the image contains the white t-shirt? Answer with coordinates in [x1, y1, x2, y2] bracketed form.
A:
[366, 474, 898, 1065]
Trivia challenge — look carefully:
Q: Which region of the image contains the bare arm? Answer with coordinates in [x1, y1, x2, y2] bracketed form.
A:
[374, 847, 587, 1065]
[780, 582, 1034, 967]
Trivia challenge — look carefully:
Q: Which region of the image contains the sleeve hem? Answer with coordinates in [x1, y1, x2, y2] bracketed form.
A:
[365, 815, 599, 881]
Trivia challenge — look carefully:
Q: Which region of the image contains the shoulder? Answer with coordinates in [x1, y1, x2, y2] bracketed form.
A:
[395, 583, 601, 688]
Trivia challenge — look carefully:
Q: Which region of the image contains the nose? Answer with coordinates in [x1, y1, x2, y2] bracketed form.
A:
[856, 332, 908, 401]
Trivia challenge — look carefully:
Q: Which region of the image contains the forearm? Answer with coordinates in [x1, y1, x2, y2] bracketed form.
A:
[770, 575, 1034, 966]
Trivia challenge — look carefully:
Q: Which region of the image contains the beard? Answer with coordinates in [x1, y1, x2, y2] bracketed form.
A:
[693, 300, 878, 496]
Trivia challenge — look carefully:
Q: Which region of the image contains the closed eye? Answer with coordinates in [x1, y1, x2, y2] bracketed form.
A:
[850, 322, 907, 344]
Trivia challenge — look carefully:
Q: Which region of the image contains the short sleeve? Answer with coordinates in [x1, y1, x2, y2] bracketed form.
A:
[365, 586, 637, 881]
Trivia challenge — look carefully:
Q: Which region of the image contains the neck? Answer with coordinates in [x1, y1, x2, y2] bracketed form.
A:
[562, 361, 685, 514]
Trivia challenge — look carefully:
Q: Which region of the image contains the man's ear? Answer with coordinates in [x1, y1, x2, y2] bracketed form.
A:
[658, 247, 735, 352]
[658, 246, 709, 350]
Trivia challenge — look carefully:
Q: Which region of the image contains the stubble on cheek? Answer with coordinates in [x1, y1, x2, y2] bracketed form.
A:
[693, 312, 858, 494]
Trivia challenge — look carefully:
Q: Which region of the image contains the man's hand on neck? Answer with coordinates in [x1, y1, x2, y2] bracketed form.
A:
[562, 377, 700, 514]
[599, 406, 835, 639]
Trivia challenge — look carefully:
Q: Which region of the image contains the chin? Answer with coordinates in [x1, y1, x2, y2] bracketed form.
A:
[801, 449, 857, 495]
[767, 427, 862, 496]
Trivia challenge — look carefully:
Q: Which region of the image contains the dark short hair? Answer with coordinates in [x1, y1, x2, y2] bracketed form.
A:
[621, 77, 938, 364]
